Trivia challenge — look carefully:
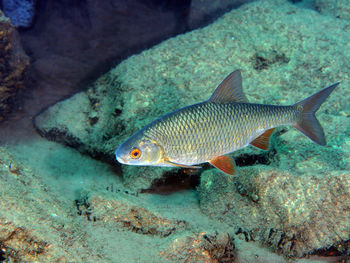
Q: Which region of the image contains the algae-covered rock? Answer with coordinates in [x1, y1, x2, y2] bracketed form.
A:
[0, 10, 29, 121]
[314, 0, 350, 20]
[85, 193, 188, 237]
[0, 147, 105, 261]
[199, 167, 350, 257]
[159, 232, 235, 262]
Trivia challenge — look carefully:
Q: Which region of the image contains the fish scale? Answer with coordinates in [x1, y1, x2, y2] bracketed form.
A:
[116, 70, 339, 176]
[143, 102, 299, 165]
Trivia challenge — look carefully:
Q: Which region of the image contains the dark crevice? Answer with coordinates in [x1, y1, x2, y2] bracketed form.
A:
[141, 147, 278, 194]
[89, 117, 99, 126]
[252, 50, 290, 71]
[34, 126, 84, 151]
[0, 246, 6, 261]
[141, 168, 201, 194]
[113, 108, 122, 117]
[235, 228, 254, 242]
[268, 228, 276, 240]
[75, 195, 96, 222]
[277, 233, 286, 249]
[88, 97, 99, 110]
[309, 240, 350, 258]
[236, 149, 276, 167]
[106, 184, 138, 197]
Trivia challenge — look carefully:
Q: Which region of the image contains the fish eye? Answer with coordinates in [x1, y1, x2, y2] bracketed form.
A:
[130, 148, 141, 159]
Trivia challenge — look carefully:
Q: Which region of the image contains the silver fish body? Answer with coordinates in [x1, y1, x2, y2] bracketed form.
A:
[116, 70, 338, 175]
[141, 102, 298, 165]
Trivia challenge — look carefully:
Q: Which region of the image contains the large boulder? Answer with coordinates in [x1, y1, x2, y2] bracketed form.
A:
[199, 167, 350, 257]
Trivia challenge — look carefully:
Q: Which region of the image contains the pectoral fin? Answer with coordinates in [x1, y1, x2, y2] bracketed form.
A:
[250, 128, 274, 150]
[209, 156, 236, 176]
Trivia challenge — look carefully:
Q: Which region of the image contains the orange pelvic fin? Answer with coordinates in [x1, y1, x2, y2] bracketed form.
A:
[209, 155, 236, 176]
[250, 128, 275, 150]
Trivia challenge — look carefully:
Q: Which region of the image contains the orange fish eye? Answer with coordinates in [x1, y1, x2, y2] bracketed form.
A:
[130, 148, 141, 159]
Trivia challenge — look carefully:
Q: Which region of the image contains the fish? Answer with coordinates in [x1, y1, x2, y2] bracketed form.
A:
[115, 70, 339, 176]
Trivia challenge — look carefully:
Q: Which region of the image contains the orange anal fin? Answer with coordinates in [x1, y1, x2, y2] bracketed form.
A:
[250, 128, 275, 150]
[209, 156, 236, 176]
[164, 160, 201, 169]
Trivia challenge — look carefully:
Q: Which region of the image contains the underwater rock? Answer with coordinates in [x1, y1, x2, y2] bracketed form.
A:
[314, 0, 350, 20]
[159, 232, 235, 262]
[0, 147, 103, 261]
[0, 10, 29, 121]
[87, 194, 188, 237]
[1, 0, 36, 27]
[199, 167, 350, 258]
[0, 219, 48, 262]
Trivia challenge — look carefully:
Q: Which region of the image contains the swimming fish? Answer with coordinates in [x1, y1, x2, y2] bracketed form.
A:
[115, 70, 338, 175]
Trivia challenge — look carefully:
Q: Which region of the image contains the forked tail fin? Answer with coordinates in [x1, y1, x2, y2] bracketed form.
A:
[293, 83, 339, 145]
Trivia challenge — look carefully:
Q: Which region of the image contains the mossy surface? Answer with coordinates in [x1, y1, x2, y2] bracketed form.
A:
[314, 0, 350, 20]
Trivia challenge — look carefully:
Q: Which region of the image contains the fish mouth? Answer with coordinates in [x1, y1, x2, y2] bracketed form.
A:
[116, 155, 126, 164]
[115, 147, 127, 164]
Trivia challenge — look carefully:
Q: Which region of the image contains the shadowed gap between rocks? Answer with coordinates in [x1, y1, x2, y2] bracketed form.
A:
[141, 148, 277, 194]
[309, 242, 350, 258]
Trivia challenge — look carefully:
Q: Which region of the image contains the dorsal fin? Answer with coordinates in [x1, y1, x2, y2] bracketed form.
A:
[208, 70, 248, 103]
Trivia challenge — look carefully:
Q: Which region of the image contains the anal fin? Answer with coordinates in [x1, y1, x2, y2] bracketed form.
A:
[209, 156, 236, 176]
[250, 128, 274, 150]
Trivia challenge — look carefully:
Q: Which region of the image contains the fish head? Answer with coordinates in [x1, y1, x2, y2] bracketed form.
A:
[115, 131, 164, 166]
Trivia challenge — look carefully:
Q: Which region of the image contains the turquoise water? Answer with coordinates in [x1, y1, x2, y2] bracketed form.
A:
[0, 0, 349, 262]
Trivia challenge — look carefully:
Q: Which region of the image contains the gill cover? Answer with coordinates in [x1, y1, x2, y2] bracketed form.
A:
[115, 131, 163, 166]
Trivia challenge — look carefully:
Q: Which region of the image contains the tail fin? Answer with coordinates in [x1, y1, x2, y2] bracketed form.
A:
[293, 83, 339, 145]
